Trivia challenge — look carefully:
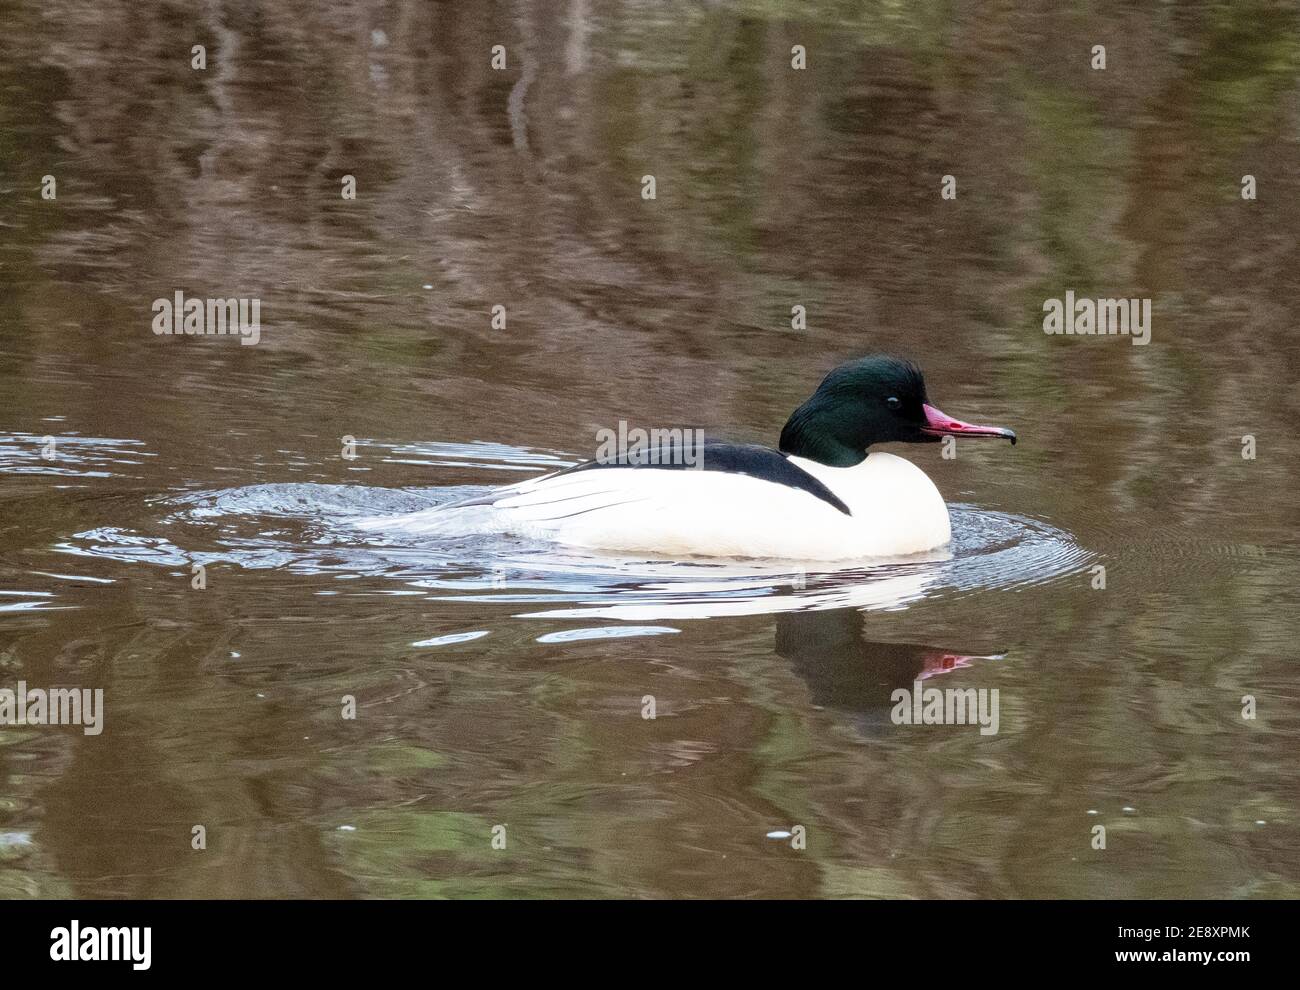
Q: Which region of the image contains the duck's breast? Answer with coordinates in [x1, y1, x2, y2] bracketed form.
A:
[790, 451, 951, 557]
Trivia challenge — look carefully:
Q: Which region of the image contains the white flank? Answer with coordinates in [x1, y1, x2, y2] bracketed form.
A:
[357, 451, 952, 561]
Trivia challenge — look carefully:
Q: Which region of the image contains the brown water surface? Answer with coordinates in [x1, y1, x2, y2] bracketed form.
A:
[1, 0, 1298, 898]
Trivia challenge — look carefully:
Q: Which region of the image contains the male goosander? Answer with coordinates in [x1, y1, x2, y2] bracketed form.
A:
[364, 355, 1016, 560]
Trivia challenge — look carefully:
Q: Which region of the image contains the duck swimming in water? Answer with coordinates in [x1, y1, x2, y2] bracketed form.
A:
[362, 355, 1016, 560]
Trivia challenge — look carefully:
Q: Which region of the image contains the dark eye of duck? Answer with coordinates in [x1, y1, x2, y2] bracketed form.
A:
[885, 396, 901, 410]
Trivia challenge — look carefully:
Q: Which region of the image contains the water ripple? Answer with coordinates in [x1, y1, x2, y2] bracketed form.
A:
[51, 445, 1096, 620]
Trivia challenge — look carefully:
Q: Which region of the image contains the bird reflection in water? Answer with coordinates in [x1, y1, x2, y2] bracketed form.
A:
[775, 607, 1005, 732]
